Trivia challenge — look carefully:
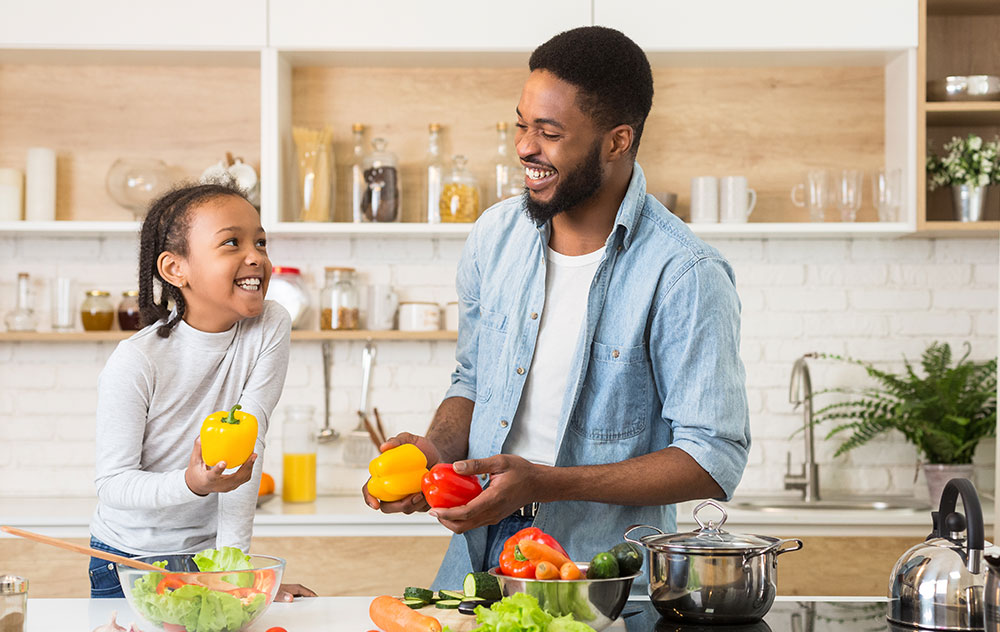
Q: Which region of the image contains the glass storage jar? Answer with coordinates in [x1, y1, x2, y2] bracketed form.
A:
[0, 574, 27, 632]
[320, 267, 359, 330]
[282, 405, 317, 503]
[360, 137, 401, 223]
[81, 290, 114, 331]
[267, 266, 311, 330]
[440, 155, 480, 223]
[117, 290, 141, 331]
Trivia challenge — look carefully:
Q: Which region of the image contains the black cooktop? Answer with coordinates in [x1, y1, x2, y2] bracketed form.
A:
[624, 598, 893, 632]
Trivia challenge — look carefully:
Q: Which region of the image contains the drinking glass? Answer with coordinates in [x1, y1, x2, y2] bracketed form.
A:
[790, 170, 830, 222]
[873, 168, 901, 222]
[836, 169, 863, 222]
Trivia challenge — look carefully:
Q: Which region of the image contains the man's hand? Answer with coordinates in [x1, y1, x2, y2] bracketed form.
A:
[184, 437, 256, 496]
[429, 454, 539, 533]
[362, 432, 441, 514]
[275, 582, 317, 602]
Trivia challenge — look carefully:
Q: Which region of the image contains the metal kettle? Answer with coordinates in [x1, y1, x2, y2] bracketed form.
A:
[888, 478, 991, 631]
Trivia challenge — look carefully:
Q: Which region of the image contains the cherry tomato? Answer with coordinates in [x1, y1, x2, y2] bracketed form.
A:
[265, 628, 288, 632]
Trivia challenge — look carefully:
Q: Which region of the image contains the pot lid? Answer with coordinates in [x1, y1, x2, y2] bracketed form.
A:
[636, 500, 776, 553]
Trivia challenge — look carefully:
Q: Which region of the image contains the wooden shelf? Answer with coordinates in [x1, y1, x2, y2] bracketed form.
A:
[927, 0, 1000, 15]
[926, 101, 1000, 126]
[913, 220, 1000, 237]
[0, 330, 458, 343]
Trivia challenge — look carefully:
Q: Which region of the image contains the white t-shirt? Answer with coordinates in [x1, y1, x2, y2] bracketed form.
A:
[503, 246, 605, 466]
[90, 301, 290, 556]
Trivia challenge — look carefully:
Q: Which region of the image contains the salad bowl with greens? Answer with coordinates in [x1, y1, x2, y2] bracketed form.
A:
[117, 547, 284, 632]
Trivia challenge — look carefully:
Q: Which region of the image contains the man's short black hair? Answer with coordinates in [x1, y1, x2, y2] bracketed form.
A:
[529, 26, 653, 156]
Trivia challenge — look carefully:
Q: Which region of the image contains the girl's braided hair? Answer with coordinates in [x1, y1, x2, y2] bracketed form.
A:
[138, 181, 251, 338]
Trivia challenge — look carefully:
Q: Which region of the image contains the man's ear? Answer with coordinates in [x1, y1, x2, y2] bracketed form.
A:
[157, 251, 187, 289]
[606, 124, 635, 162]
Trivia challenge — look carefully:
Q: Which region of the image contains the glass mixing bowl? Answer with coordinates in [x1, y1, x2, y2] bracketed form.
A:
[117, 553, 284, 632]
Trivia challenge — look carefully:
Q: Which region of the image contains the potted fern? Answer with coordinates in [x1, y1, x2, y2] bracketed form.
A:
[812, 341, 996, 506]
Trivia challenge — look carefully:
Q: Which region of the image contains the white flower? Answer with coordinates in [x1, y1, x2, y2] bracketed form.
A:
[979, 173, 990, 186]
[969, 136, 983, 151]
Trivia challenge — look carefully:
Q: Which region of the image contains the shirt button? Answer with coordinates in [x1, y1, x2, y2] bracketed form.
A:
[617, 245, 623, 252]
[516, 367, 525, 375]
[500, 419, 509, 428]
[612, 349, 620, 358]
[530, 312, 538, 320]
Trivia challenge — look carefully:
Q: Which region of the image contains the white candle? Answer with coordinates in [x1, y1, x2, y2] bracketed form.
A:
[0, 168, 23, 221]
[25, 147, 56, 222]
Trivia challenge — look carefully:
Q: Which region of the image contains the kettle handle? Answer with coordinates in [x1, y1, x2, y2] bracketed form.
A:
[932, 478, 983, 570]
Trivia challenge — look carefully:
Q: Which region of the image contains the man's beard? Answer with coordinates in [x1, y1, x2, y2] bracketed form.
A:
[523, 140, 604, 225]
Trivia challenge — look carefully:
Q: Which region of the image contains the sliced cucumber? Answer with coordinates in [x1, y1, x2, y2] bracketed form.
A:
[439, 589, 466, 601]
[403, 587, 435, 602]
[458, 598, 499, 616]
[435, 599, 463, 609]
[464, 571, 502, 600]
[402, 597, 429, 609]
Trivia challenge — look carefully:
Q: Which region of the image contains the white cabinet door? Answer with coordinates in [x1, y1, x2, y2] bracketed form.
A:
[269, 0, 591, 50]
[594, 0, 917, 51]
[0, 0, 267, 49]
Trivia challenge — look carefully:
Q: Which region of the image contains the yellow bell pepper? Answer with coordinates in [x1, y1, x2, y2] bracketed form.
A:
[367, 444, 429, 501]
[200, 404, 258, 467]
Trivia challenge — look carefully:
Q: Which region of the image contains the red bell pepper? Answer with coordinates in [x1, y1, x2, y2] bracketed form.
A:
[420, 463, 483, 508]
[497, 527, 569, 578]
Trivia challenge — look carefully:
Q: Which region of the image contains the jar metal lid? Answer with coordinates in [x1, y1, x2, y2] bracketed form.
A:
[272, 266, 301, 275]
[0, 574, 27, 594]
[86, 290, 110, 297]
[399, 301, 439, 307]
[324, 266, 355, 273]
[122, 290, 138, 297]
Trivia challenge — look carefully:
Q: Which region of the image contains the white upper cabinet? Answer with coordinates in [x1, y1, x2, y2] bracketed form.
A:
[594, 0, 917, 52]
[0, 1, 267, 49]
[269, 0, 592, 50]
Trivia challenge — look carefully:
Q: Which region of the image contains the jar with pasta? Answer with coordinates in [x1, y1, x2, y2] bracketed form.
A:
[440, 155, 480, 223]
[319, 267, 360, 331]
[293, 125, 335, 222]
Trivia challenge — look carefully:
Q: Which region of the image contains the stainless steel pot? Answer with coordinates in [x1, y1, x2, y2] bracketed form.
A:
[888, 478, 992, 631]
[625, 500, 803, 625]
[985, 555, 1000, 632]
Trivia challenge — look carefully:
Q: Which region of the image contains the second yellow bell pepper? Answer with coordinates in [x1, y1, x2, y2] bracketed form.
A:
[367, 444, 428, 501]
[200, 404, 257, 467]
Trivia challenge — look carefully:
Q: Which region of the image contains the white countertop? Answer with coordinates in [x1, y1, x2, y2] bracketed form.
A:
[26, 595, 887, 632]
[0, 493, 969, 539]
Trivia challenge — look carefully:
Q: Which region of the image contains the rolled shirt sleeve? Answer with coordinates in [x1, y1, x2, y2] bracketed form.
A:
[445, 222, 482, 403]
[650, 256, 751, 500]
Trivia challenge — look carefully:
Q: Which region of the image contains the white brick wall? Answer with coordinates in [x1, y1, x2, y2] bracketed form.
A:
[0, 234, 996, 499]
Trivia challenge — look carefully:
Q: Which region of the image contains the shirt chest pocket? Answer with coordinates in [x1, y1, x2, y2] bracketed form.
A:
[475, 309, 508, 403]
[570, 341, 651, 441]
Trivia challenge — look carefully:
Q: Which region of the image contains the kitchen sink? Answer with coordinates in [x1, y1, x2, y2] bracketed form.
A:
[728, 496, 931, 513]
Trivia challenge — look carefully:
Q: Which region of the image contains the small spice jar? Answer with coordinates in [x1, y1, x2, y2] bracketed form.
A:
[0, 574, 27, 632]
[117, 290, 141, 331]
[319, 267, 360, 331]
[81, 290, 114, 331]
[267, 267, 311, 330]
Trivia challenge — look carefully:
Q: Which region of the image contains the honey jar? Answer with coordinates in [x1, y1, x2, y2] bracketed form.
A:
[81, 290, 114, 331]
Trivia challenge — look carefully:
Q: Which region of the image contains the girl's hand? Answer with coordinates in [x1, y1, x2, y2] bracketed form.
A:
[275, 582, 318, 602]
[185, 437, 257, 496]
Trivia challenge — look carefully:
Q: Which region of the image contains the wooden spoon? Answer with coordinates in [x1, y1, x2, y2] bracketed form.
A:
[1, 525, 163, 572]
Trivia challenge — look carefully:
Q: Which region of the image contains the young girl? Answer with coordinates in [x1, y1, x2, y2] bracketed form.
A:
[88, 182, 314, 601]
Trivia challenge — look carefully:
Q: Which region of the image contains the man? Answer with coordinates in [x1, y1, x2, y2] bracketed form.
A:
[363, 26, 750, 590]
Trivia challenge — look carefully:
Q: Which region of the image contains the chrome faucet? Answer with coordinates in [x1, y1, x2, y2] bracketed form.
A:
[785, 353, 821, 502]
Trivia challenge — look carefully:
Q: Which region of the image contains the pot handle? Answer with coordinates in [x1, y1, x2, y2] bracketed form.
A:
[932, 477, 983, 574]
[624, 524, 663, 547]
[745, 538, 804, 564]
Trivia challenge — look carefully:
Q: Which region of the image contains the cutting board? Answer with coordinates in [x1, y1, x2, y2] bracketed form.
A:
[412, 604, 480, 632]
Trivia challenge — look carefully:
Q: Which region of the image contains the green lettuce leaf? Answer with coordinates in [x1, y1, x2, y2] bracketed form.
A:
[471, 593, 596, 632]
[193, 546, 254, 588]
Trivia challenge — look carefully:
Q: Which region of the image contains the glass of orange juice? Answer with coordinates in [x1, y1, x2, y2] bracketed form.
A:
[282, 405, 317, 503]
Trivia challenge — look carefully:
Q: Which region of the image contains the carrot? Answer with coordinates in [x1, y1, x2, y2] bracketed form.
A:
[518, 538, 571, 568]
[559, 561, 583, 580]
[369, 595, 442, 632]
[535, 560, 559, 579]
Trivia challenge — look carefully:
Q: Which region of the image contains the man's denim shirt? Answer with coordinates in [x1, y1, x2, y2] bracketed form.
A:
[433, 163, 750, 590]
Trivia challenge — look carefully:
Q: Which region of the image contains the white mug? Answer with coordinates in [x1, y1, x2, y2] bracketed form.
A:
[719, 176, 757, 223]
[689, 176, 718, 223]
[366, 284, 398, 331]
[398, 302, 440, 332]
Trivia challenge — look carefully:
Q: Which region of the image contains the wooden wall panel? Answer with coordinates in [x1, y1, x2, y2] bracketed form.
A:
[292, 65, 885, 224]
[0, 64, 260, 221]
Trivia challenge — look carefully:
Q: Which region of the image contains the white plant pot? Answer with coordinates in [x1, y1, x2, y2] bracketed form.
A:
[923, 463, 976, 508]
